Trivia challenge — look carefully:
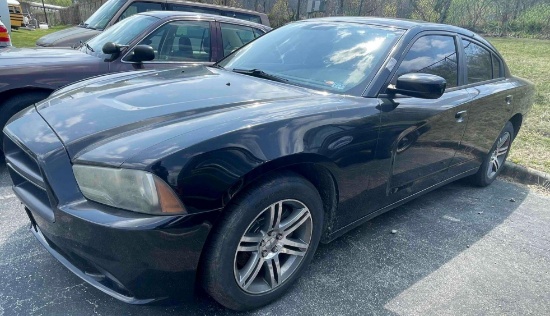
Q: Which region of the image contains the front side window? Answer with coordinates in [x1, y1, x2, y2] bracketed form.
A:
[134, 20, 211, 62]
[84, 14, 159, 58]
[395, 35, 458, 88]
[463, 40, 492, 83]
[117, 1, 163, 22]
[220, 23, 263, 57]
[219, 22, 404, 95]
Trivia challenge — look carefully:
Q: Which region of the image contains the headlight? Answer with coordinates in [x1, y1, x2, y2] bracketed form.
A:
[73, 165, 186, 215]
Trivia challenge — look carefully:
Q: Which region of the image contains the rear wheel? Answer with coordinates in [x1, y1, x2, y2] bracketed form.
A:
[470, 121, 514, 187]
[201, 173, 323, 311]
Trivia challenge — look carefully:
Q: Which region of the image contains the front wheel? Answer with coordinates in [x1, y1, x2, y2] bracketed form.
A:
[470, 121, 514, 187]
[201, 173, 324, 311]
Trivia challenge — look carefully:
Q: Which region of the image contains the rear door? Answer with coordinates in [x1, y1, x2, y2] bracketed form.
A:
[378, 33, 472, 199]
[451, 38, 516, 173]
[217, 22, 266, 58]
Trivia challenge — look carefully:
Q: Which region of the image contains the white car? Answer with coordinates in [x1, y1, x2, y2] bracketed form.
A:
[0, 19, 12, 48]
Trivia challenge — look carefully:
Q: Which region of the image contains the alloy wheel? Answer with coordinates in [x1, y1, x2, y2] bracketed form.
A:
[487, 131, 511, 179]
[233, 199, 313, 294]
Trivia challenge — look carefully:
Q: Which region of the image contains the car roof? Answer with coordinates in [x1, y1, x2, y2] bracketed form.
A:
[166, 0, 268, 16]
[139, 11, 271, 30]
[300, 17, 494, 49]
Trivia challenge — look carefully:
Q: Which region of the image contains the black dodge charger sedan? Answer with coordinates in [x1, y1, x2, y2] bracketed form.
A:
[3, 17, 533, 310]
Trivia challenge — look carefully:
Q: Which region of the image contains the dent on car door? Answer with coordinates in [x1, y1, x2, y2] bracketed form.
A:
[454, 39, 516, 172]
[378, 34, 472, 200]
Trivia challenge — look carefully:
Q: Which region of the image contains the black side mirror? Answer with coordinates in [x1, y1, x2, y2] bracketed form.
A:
[102, 41, 122, 54]
[127, 45, 155, 63]
[387, 73, 446, 99]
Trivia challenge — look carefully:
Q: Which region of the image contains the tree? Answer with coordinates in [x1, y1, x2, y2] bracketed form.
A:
[269, 0, 293, 27]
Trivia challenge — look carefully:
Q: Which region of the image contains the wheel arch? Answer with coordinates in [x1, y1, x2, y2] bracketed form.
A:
[232, 156, 340, 244]
[0, 87, 54, 108]
[195, 154, 340, 290]
[509, 113, 523, 138]
[205, 152, 340, 244]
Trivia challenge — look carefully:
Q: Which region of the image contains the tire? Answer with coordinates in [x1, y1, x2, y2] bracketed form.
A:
[0, 91, 51, 144]
[469, 121, 515, 187]
[201, 172, 324, 311]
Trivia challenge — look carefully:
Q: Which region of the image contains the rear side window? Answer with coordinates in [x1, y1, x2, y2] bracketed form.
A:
[118, 2, 163, 22]
[395, 35, 458, 88]
[492, 54, 502, 78]
[462, 40, 492, 83]
[220, 23, 263, 56]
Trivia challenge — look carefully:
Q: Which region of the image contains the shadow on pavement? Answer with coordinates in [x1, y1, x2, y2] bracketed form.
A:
[0, 166, 530, 315]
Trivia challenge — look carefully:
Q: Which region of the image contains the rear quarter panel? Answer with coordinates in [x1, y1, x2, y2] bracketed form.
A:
[458, 77, 533, 168]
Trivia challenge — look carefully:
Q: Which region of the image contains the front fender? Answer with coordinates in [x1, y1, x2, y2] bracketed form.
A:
[123, 97, 381, 215]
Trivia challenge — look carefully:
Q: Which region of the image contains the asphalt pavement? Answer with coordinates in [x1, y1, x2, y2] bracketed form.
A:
[1, 162, 549, 316]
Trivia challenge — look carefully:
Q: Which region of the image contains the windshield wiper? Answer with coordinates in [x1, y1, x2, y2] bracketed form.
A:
[232, 68, 288, 83]
[79, 40, 94, 52]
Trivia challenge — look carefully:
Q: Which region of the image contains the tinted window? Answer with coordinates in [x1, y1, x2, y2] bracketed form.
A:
[492, 54, 502, 78]
[118, 2, 163, 22]
[221, 11, 262, 24]
[463, 40, 492, 83]
[220, 23, 263, 57]
[136, 20, 211, 62]
[172, 4, 220, 15]
[396, 35, 458, 88]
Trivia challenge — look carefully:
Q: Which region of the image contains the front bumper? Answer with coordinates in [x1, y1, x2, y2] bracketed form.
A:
[3, 108, 215, 303]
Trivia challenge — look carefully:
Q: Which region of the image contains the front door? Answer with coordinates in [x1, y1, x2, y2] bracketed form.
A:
[379, 34, 472, 199]
[111, 19, 216, 73]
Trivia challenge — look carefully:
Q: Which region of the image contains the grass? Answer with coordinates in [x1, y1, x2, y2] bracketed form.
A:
[489, 38, 550, 173]
[10, 25, 70, 48]
[6, 29, 550, 173]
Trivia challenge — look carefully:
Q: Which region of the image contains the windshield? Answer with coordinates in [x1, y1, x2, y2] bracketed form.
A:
[219, 22, 404, 95]
[82, 14, 158, 58]
[82, 0, 126, 30]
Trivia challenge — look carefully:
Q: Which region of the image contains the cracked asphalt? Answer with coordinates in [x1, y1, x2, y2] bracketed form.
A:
[1, 162, 549, 316]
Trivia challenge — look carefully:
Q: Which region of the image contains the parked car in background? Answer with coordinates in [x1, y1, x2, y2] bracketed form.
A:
[0, 19, 11, 48]
[7, 0, 22, 30]
[0, 11, 269, 140]
[3, 17, 533, 311]
[36, 0, 270, 47]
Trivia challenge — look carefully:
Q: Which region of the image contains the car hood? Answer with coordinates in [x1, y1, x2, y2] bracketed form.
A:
[36, 26, 101, 47]
[0, 47, 95, 67]
[37, 66, 316, 162]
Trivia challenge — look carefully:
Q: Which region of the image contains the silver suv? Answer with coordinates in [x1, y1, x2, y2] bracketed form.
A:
[36, 0, 269, 47]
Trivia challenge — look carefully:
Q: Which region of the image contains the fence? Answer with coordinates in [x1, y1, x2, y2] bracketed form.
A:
[59, 0, 106, 25]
